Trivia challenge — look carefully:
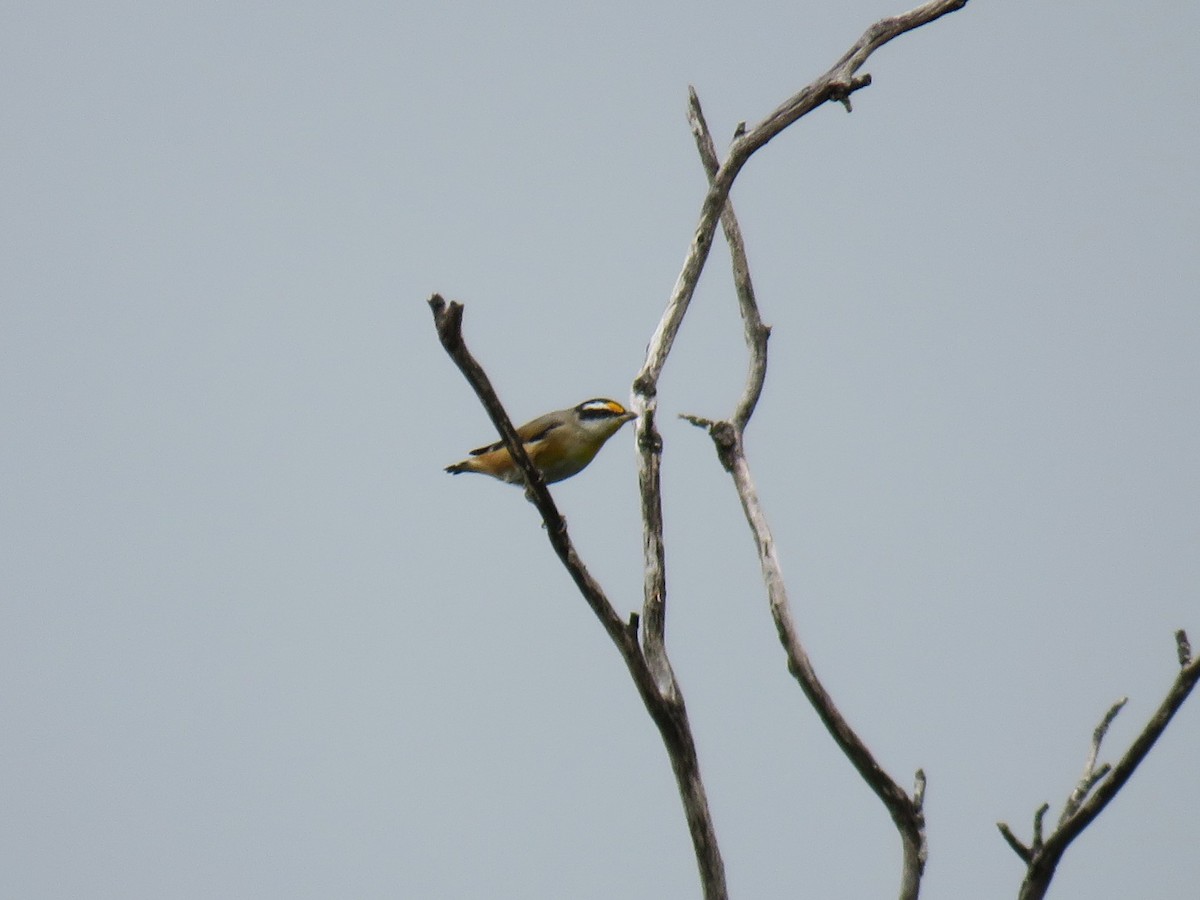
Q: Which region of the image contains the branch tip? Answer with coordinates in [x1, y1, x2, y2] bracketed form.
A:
[427, 293, 465, 349]
[1031, 803, 1049, 851]
[1095, 697, 1127, 742]
[997, 822, 1032, 863]
[912, 769, 927, 809]
[1176, 629, 1192, 667]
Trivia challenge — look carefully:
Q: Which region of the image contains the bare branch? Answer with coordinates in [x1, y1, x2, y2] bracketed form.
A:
[912, 769, 927, 808]
[428, 297, 574, 565]
[1177, 629, 1193, 667]
[997, 822, 1032, 864]
[1031, 803, 1049, 854]
[750, 0, 969, 149]
[911, 769, 929, 876]
[631, 0, 970, 706]
[636, 403, 675, 699]
[1002, 631, 1200, 900]
[686, 87, 771, 433]
[682, 81, 933, 899]
[1059, 698, 1126, 826]
[428, 295, 728, 900]
[685, 413, 929, 899]
[633, 0, 970, 402]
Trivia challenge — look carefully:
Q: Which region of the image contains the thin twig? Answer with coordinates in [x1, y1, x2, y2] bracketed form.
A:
[1176, 629, 1192, 667]
[997, 822, 1032, 864]
[1059, 698, 1125, 826]
[686, 87, 771, 434]
[1031, 803, 1049, 854]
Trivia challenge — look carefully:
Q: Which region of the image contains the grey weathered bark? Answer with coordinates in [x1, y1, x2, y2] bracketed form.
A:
[997, 631, 1200, 900]
[679, 87, 929, 900]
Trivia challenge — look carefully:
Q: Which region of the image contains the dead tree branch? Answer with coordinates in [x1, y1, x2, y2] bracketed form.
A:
[632, 0, 969, 398]
[427, 295, 727, 900]
[681, 87, 929, 900]
[997, 630, 1200, 900]
[630, 0, 969, 708]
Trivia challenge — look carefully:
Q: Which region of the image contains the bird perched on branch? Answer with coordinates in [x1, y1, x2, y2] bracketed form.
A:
[445, 398, 635, 485]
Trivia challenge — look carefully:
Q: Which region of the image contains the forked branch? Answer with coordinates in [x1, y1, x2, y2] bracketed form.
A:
[997, 631, 1200, 900]
[631, 0, 970, 713]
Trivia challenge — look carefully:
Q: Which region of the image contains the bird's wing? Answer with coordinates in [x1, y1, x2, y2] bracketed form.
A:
[468, 414, 561, 456]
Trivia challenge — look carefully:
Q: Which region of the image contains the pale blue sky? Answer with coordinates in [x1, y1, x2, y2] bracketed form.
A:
[2, 2, 1198, 898]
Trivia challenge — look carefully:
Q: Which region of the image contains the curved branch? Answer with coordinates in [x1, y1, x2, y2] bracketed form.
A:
[680, 413, 930, 899]
[428, 295, 727, 900]
[682, 81, 930, 900]
[685, 88, 770, 434]
[998, 631, 1200, 900]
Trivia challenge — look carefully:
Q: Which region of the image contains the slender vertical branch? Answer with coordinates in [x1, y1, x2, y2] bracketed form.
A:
[682, 85, 929, 900]
[685, 87, 771, 434]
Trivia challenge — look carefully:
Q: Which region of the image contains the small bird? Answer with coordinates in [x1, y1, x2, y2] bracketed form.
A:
[445, 398, 636, 485]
